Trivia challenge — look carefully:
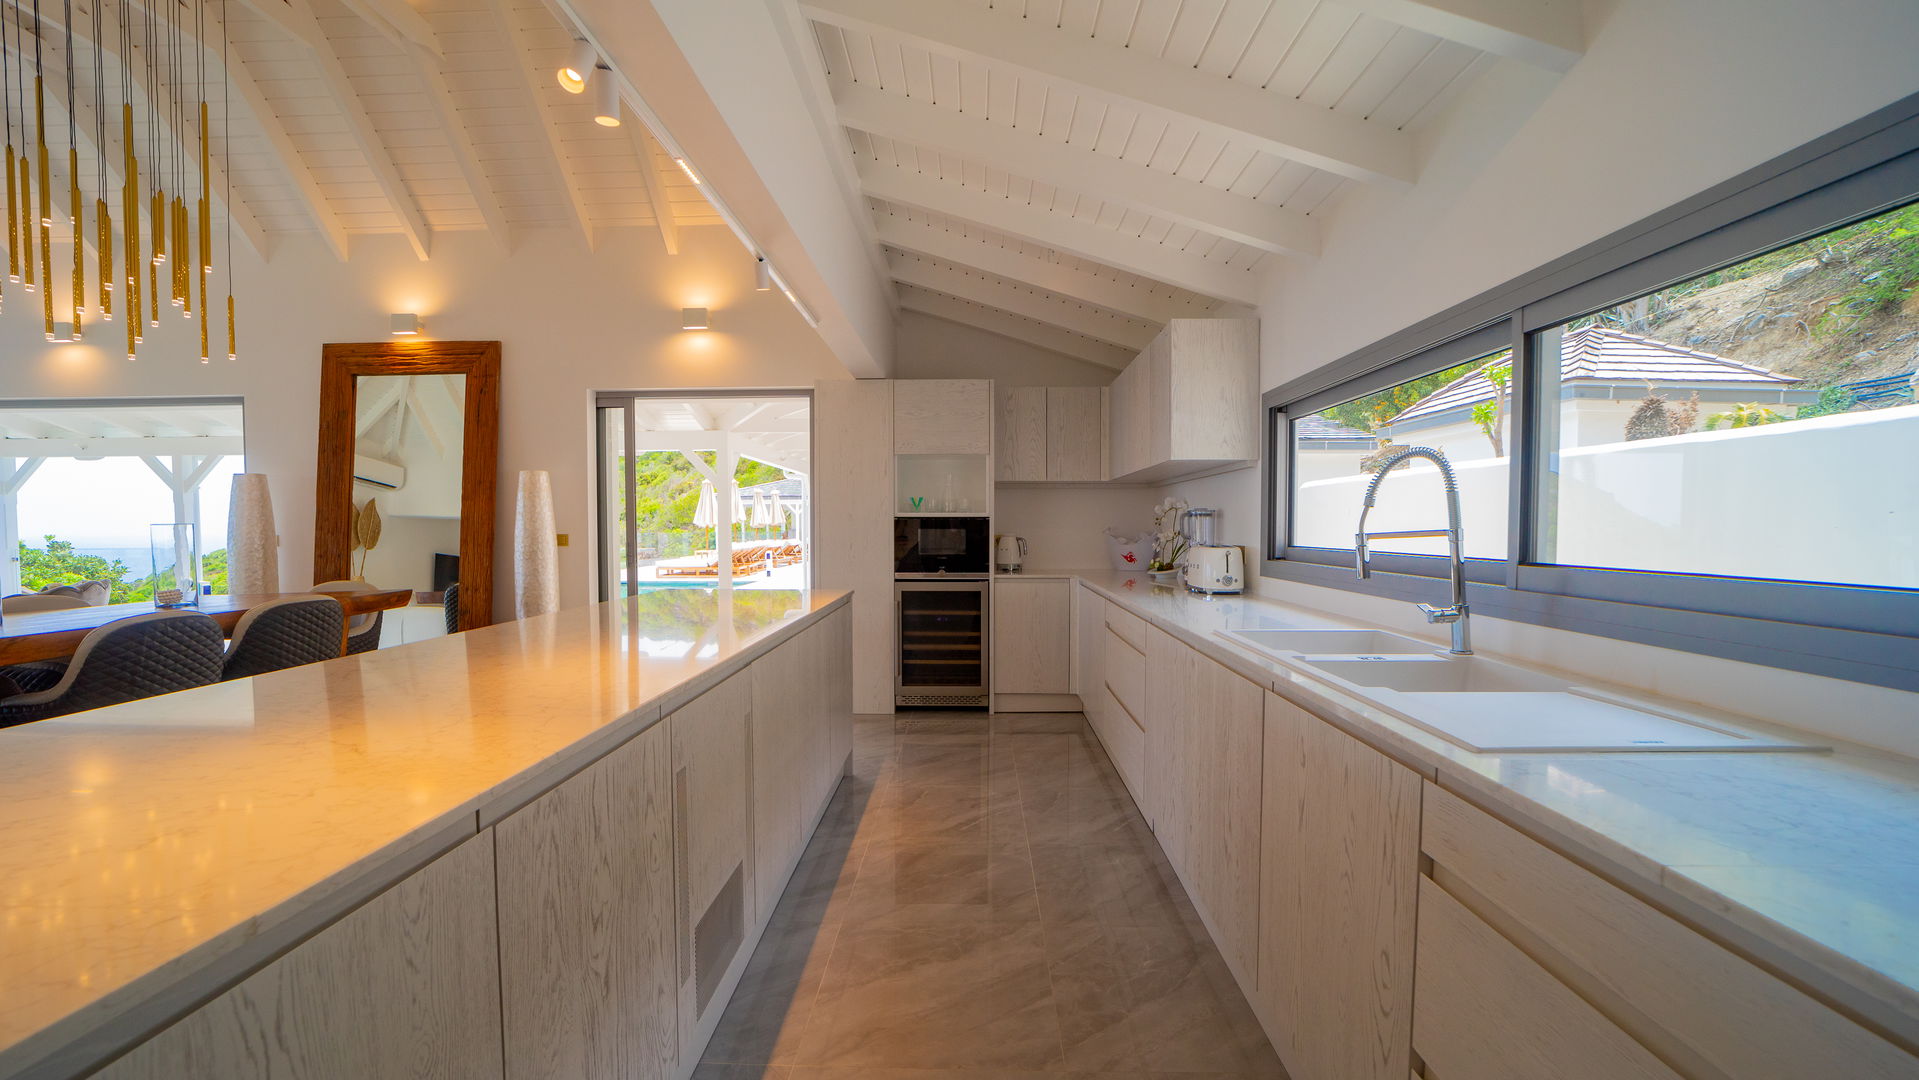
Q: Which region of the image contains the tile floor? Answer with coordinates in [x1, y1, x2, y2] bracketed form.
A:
[696, 712, 1287, 1080]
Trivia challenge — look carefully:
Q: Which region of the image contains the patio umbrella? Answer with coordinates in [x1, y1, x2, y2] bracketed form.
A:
[729, 482, 748, 538]
[692, 480, 718, 530]
[765, 492, 787, 537]
[750, 489, 775, 529]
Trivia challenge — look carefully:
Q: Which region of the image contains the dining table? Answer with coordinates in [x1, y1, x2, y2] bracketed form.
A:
[0, 588, 417, 665]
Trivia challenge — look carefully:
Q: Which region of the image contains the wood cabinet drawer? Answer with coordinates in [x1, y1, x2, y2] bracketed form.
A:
[1414, 876, 1681, 1080]
[1103, 603, 1146, 651]
[1103, 628, 1145, 721]
[1422, 784, 1917, 1080]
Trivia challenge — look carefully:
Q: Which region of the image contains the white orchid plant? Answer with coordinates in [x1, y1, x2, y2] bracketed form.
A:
[1149, 497, 1190, 572]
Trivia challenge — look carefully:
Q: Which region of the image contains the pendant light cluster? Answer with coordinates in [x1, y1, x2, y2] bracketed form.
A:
[0, 0, 238, 361]
[555, 38, 619, 128]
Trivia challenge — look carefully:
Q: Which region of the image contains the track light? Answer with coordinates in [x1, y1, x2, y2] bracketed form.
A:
[592, 69, 621, 127]
[558, 40, 595, 94]
[754, 257, 772, 291]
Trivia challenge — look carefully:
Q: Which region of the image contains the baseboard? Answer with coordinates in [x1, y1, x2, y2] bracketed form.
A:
[992, 693, 1084, 712]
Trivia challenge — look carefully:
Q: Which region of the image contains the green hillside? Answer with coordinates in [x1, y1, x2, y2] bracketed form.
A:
[625, 451, 790, 558]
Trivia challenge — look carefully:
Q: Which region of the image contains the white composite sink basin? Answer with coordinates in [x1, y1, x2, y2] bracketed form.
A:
[1223, 628, 1435, 657]
[1218, 629, 1824, 754]
[1302, 655, 1567, 693]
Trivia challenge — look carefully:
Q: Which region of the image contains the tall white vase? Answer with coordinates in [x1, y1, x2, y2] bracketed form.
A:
[514, 470, 560, 619]
[226, 474, 280, 595]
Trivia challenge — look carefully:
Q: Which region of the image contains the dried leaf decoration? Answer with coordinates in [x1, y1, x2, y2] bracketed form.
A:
[357, 498, 383, 551]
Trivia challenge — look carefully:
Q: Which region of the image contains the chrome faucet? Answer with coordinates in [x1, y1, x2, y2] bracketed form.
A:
[1355, 446, 1472, 655]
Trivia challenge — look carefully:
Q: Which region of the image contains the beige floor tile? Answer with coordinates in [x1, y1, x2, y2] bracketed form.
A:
[699, 714, 1284, 1078]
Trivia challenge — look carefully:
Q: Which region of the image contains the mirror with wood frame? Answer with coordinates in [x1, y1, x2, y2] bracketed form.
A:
[314, 341, 499, 639]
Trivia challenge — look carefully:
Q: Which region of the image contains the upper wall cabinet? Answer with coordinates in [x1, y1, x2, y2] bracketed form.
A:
[997, 386, 1108, 482]
[1108, 319, 1259, 483]
[894, 379, 992, 455]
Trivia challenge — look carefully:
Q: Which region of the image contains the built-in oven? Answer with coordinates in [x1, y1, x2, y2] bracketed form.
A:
[895, 578, 989, 708]
[893, 516, 991, 577]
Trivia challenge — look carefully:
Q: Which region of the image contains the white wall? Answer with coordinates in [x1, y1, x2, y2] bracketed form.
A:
[1157, 0, 1919, 749]
[895, 311, 1119, 387]
[0, 225, 848, 619]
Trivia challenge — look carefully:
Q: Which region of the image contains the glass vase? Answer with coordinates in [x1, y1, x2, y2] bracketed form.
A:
[149, 522, 202, 609]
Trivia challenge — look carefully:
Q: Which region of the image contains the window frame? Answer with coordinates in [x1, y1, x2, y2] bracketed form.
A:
[1261, 91, 1919, 693]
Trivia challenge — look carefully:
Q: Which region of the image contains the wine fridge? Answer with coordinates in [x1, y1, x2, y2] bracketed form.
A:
[895, 579, 990, 708]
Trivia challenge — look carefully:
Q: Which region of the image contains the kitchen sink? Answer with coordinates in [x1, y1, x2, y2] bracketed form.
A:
[1223, 628, 1434, 656]
[1302, 656, 1567, 693]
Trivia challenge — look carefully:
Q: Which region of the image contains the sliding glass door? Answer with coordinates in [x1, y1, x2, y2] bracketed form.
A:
[594, 392, 812, 599]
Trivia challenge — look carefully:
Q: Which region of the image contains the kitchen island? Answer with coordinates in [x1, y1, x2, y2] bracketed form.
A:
[0, 588, 852, 1080]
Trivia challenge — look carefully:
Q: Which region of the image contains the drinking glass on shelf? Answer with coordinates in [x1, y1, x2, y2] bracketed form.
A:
[149, 522, 202, 609]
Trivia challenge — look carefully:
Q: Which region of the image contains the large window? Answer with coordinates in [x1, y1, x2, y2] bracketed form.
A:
[1, 399, 244, 602]
[1264, 98, 1919, 691]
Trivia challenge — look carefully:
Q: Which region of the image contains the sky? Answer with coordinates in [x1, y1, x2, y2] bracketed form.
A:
[17, 456, 244, 557]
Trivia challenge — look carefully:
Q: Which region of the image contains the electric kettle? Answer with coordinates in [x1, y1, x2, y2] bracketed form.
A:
[995, 535, 1028, 573]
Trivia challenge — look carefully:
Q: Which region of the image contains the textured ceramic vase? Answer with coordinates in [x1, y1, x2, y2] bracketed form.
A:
[514, 470, 560, 619]
[226, 473, 280, 596]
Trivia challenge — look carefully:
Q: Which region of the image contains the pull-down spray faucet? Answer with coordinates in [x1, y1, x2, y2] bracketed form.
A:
[1355, 446, 1472, 656]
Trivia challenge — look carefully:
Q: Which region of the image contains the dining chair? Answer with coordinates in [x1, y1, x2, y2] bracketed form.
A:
[222, 595, 346, 681]
[1, 593, 91, 614]
[313, 579, 384, 655]
[0, 611, 226, 727]
[442, 581, 460, 635]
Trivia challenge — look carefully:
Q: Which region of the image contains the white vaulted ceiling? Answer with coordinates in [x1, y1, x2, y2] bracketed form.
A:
[0, 0, 717, 262]
[790, 0, 1583, 368]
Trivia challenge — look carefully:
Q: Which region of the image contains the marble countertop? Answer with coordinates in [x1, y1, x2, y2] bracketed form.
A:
[1029, 568, 1919, 1049]
[0, 587, 848, 1079]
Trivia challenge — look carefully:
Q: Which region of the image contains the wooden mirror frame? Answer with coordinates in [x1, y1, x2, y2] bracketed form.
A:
[314, 341, 500, 632]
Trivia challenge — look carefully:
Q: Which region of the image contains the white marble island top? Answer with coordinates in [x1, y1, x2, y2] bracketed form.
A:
[0, 587, 848, 1079]
[1023, 568, 1919, 1050]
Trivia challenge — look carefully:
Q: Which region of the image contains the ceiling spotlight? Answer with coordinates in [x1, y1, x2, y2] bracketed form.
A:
[592, 69, 621, 127]
[681, 307, 710, 331]
[675, 157, 701, 185]
[754, 257, 772, 291]
[558, 40, 595, 94]
[390, 313, 423, 336]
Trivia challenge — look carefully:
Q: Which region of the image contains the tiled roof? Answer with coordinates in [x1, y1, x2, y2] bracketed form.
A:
[1294, 414, 1374, 440]
[1389, 328, 1799, 427]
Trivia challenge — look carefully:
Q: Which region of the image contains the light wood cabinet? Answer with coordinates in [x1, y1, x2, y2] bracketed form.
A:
[993, 577, 1071, 693]
[1107, 319, 1258, 483]
[1143, 626, 1263, 981]
[996, 386, 1046, 481]
[894, 379, 991, 454]
[995, 385, 1107, 481]
[99, 834, 504, 1080]
[1045, 386, 1107, 480]
[669, 672, 756, 1047]
[1257, 692, 1420, 1080]
[494, 723, 680, 1080]
[1414, 877, 1681, 1080]
[1421, 784, 1919, 1080]
[750, 611, 852, 918]
[814, 380, 894, 714]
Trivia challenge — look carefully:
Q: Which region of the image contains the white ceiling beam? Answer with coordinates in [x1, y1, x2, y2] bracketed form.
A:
[886, 251, 1156, 351]
[408, 45, 510, 252]
[627, 118, 678, 255]
[491, 0, 595, 251]
[837, 85, 1318, 259]
[860, 160, 1262, 305]
[873, 212, 1208, 324]
[803, 0, 1414, 186]
[1335, 0, 1582, 72]
[896, 284, 1133, 370]
[334, 0, 443, 57]
[278, 0, 432, 260]
[2, 436, 243, 457]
